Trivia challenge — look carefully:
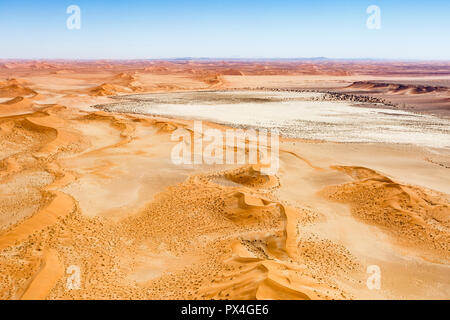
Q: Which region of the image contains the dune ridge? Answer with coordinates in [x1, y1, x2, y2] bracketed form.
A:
[20, 249, 64, 300]
[347, 81, 449, 95]
[0, 96, 36, 116]
[320, 166, 450, 260]
[0, 79, 37, 98]
[0, 191, 76, 250]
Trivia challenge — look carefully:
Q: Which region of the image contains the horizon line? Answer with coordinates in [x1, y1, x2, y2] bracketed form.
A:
[1, 57, 450, 63]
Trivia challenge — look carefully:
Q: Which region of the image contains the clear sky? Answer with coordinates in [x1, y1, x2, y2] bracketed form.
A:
[0, 0, 449, 60]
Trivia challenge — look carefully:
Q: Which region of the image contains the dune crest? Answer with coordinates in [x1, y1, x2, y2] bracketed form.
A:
[0, 191, 76, 250]
[88, 83, 133, 96]
[320, 166, 450, 260]
[20, 249, 64, 300]
[347, 81, 449, 95]
[0, 96, 36, 116]
[0, 79, 37, 98]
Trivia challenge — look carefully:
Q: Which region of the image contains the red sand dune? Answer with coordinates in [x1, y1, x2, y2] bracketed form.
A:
[348, 81, 448, 95]
[0, 79, 37, 98]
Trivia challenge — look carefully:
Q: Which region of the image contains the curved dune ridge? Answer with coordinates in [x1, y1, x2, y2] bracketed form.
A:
[0, 79, 37, 98]
[0, 191, 76, 250]
[111, 72, 144, 91]
[347, 81, 449, 95]
[194, 73, 227, 88]
[0, 96, 36, 116]
[19, 249, 64, 300]
[320, 166, 450, 260]
[89, 83, 133, 96]
[223, 165, 280, 189]
[88, 73, 146, 96]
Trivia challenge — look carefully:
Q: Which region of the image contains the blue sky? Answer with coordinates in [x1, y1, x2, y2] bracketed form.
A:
[0, 0, 449, 60]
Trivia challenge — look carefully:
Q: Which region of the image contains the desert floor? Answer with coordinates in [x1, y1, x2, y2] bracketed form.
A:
[0, 60, 449, 299]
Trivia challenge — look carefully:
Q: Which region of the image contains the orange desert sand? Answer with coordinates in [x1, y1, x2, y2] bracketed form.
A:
[0, 60, 449, 300]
